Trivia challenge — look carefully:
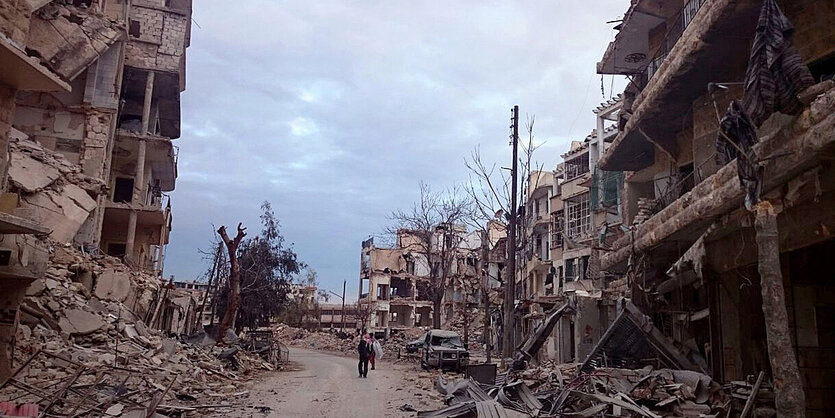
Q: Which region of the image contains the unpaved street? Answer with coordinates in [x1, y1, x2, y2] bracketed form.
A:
[222, 348, 441, 417]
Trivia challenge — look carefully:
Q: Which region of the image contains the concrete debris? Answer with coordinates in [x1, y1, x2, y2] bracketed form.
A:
[1, 243, 274, 417]
[58, 308, 105, 335]
[420, 364, 730, 418]
[7, 137, 106, 243]
[273, 324, 358, 354]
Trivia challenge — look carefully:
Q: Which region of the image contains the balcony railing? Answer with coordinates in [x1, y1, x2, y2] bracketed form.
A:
[637, 0, 707, 89]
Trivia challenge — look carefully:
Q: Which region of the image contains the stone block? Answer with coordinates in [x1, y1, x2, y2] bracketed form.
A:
[94, 268, 131, 302]
[59, 308, 104, 335]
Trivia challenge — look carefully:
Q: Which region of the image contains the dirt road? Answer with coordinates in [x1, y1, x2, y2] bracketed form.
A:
[220, 347, 442, 418]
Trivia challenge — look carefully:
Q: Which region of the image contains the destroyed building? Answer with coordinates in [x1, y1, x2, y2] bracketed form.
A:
[0, 0, 192, 382]
[593, 0, 835, 415]
[11, 0, 190, 272]
[510, 98, 627, 366]
[358, 227, 484, 337]
[359, 234, 437, 334]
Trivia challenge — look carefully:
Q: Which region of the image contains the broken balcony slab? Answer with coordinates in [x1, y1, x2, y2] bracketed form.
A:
[0, 211, 49, 235]
[580, 302, 707, 373]
[598, 0, 762, 171]
[26, 3, 125, 81]
[0, 37, 70, 92]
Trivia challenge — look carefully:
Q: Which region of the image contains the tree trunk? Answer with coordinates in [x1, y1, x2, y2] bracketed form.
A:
[433, 294, 442, 329]
[217, 223, 246, 344]
[754, 201, 805, 418]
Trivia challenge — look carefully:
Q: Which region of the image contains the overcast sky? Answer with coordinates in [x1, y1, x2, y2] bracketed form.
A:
[165, 0, 627, 301]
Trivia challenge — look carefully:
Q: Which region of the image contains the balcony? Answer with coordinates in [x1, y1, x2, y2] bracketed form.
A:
[0, 37, 70, 93]
[597, 0, 762, 172]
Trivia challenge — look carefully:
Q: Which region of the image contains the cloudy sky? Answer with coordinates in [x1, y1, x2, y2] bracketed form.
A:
[165, 0, 627, 301]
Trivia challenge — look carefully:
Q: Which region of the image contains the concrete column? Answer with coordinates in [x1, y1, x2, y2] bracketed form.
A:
[133, 139, 146, 205]
[125, 210, 138, 264]
[141, 71, 155, 135]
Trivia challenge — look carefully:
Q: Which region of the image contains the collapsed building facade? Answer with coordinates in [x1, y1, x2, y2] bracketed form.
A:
[0, 0, 192, 381]
[358, 226, 484, 337]
[590, 0, 835, 416]
[509, 97, 628, 365]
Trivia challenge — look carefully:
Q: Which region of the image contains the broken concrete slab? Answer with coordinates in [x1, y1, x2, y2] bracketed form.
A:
[20, 187, 96, 243]
[94, 269, 131, 302]
[25, 279, 45, 296]
[59, 309, 105, 335]
[7, 152, 60, 192]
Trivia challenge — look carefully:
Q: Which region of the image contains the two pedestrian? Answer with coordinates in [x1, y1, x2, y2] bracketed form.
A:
[357, 331, 371, 378]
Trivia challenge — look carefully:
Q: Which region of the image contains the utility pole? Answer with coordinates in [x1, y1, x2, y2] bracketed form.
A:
[341, 280, 346, 334]
[503, 105, 519, 362]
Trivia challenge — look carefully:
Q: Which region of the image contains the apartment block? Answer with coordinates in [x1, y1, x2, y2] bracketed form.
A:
[0, 0, 191, 379]
[595, 0, 835, 415]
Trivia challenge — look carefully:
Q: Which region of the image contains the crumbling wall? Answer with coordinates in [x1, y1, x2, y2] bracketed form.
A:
[7, 137, 106, 244]
[781, 0, 835, 64]
[0, 85, 15, 186]
[0, 0, 31, 46]
[691, 86, 743, 184]
[125, 4, 189, 73]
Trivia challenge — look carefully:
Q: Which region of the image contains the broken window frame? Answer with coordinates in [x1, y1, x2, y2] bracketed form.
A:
[564, 152, 590, 181]
[551, 212, 564, 249]
[565, 193, 591, 240]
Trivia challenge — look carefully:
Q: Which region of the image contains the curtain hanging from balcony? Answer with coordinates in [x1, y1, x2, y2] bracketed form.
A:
[717, 0, 814, 210]
[741, 0, 814, 127]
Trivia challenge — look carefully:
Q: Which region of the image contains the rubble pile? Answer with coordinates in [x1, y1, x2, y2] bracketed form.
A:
[3, 244, 274, 416]
[8, 137, 107, 244]
[420, 366, 731, 417]
[517, 361, 580, 392]
[273, 324, 357, 354]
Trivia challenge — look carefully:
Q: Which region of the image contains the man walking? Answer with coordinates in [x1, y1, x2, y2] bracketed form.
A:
[357, 332, 371, 378]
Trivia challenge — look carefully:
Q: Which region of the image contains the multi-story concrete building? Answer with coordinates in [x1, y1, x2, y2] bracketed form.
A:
[0, 0, 191, 379]
[594, 0, 835, 415]
[358, 226, 484, 336]
[513, 98, 627, 364]
[0, 0, 68, 382]
[359, 235, 436, 335]
[12, 0, 191, 275]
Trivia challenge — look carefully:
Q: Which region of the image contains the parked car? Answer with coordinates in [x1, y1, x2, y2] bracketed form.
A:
[405, 333, 426, 353]
[420, 330, 469, 372]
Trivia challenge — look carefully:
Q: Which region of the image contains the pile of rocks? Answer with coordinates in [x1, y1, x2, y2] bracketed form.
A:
[4, 244, 273, 416]
[518, 360, 580, 392]
[273, 324, 357, 354]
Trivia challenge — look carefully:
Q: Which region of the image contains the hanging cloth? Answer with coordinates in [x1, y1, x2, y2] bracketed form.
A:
[741, 0, 814, 127]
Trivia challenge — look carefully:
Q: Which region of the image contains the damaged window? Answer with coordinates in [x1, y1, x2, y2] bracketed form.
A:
[565, 152, 589, 180]
[113, 177, 134, 203]
[129, 20, 141, 38]
[565, 193, 590, 240]
[551, 212, 563, 248]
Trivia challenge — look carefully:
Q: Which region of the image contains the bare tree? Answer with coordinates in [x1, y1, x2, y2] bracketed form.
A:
[353, 300, 376, 332]
[216, 223, 246, 342]
[389, 182, 473, 329]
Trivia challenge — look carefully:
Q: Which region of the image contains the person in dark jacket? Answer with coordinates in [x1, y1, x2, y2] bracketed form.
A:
[357, 333, 371, 378]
